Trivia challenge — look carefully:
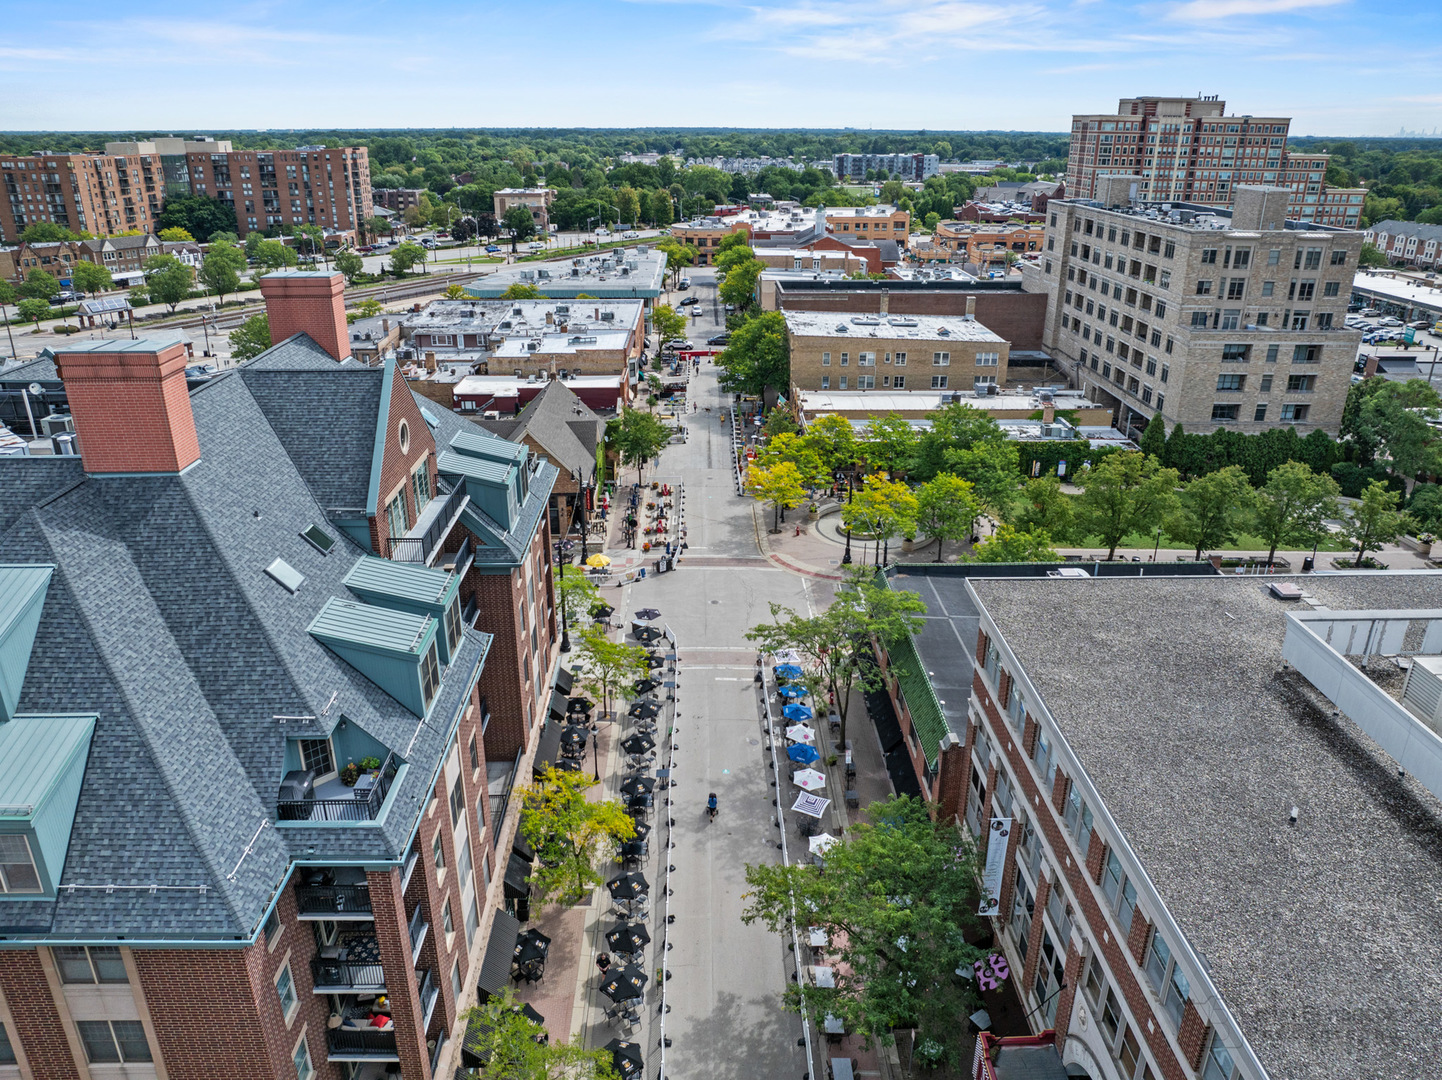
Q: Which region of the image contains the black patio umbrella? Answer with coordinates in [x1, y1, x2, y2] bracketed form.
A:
[598, 965, 649, 1003]
[606, 873, 649, 901]
[554, 758, 581, 772]
[635, 608, 661, 621]
[514, 936, 548, 966]
[567, 696, 594, 714]
[560, 725, 589, 752]
[620, 733, 655, 756]
[620, 776, 656, 798]
[634, 627, 663, 644]
[590, 603, 614, 620]
[644, 655, 664, 669]
[626, 793, 653, 812]
[632, 677, 659, 695]
[605, 923, 651, 954]
[518, 927, 551, 955]
[629, 821, 652, 842]
[605, 1038, 645, 1079]
[628, 700, 661, 720]
[618, 839, 646, 860]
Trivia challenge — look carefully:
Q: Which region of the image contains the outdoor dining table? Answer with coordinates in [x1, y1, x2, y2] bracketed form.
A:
[830, 1057, 856, 1080]
[807, 965, 836, 988]
[809, 928, 829, 949]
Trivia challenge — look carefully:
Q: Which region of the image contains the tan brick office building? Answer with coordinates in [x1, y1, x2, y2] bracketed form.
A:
[1031, 182, 1361, 436]
[784, 310, 1008, 395]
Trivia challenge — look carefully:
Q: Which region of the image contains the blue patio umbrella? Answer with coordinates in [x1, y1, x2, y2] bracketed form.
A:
[788, 744, 821, 764]
[782, 703, 814, 721]
[774, 664, 804, 680]
[778, 684, 807, 699]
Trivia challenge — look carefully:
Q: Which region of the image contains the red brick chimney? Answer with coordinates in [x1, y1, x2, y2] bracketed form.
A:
[260, 270, 349, 361]
[54, 340, 200, 474]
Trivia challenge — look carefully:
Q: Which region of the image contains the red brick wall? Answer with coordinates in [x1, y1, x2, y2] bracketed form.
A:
[371, 865, 429, 1078]
[369, 362, 440, 556]
[0, 950, 79, 1080]
[260, 272, 350, 362]
[776, 289, 1047, 349]
[54, 342, 201, 474]
[971, 667, 1187, 1080]
[935, 738, 967, 824]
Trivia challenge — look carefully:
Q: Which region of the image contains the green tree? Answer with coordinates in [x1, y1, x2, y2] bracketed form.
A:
[611, 406, 670, 485]
[520, 766, 635, 904]
[156, 194, 236, 240]
[1168, 465, 1255, 560]
[858, 413, 918, 476]
[1138, 412, 1167, 460]
[746, 568, 926, 750]
[389, 241, 425, 275]
[647, 187, 673, 227]
[228, 313, 271, 361]
[650, 304, 688, 347]
[17, 269, 59, 301]
[555, 569, 601, 631]
[970, 524, 1059, 562]
[18, 222, 79, 243]
[944, 440, 1019, 518]
[804, 413, 859, 476]
[910, 401, 1008, 481]
[207, 230, 239, 245]
[575, 626, 650, 720]
[613, 185, 641, 226]
[841, 474, 918, 565]
[499, 283, 547, 300]
[157, 226, 195, 242]
[333, 249, 364, 282]
[717, 257, 764, 311]
[1074, 450, 1181, 560]
[717, 310, 788, 395]
[255, 238, 299, 273]
[143, 254, 193, 313]
[914, 474, 981, 560]
[756, 431, 827, 488]
[1252, 461, 1342, 565]
[656, 239, 697, 288]
[742, 796, 986, 1070]
[16, 298, 51, 327]
[459, 987, 615, 1080]
[244, 232, 264, 259]
[197, 242, 247, 303]
[1344, 480, 1411, 565]
[713, 239, 756, 276]
[1011, 475, 1074, 542]
[71, 261, 114, 296]
[502, 205, 538, 250]
[1358, 380, 1442, 491]
[355, 299, 383, 319]
[1408, 484, 1442, 535]
[747, 460, 808, 532]
[1358, 243, 1388, 268]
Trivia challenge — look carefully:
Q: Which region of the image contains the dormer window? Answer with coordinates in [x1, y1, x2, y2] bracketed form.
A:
[420, 642, 440, 709]
[0, 835, 41, 893]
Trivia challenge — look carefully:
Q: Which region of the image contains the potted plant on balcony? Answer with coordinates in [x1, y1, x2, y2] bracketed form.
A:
[360, 756, 382, 782]
[340, 761, 360, 787]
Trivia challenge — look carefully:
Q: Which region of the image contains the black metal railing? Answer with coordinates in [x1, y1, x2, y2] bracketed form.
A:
[419, 967, 439, 1028]
[444, 533, 474, 579]
[326, 1027, 398, 1059]
[408, 904, 429, 959]
[310, 957, 386, 991]
[296, 882, 372, 918]
[491, 748, 522, 844]
[387, 483, 469, 564]
[278, 753, 400, 823]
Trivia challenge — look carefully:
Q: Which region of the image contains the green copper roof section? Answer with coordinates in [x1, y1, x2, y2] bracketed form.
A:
[344, 556, 457, 609]
[0, 713, 95, 820]
[0, 565, 54, 723]
[880, 570, 948, 771]
[449, 428, 526, 464]
[437, 450, 512, 484]
[365, 356, 397, 518]
[308, 597, 436, 658]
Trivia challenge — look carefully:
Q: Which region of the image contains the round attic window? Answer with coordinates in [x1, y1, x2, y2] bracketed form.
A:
[398, 419, 411, 454]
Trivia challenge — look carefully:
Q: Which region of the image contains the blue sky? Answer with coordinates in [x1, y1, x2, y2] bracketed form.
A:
[2, 0, 1439, 135]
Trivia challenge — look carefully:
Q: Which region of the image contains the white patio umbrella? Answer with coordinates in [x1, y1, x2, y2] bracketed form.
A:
[792, 768, 827, 791]
[809, 833, 839, 856]
[786, 724, 816, 744]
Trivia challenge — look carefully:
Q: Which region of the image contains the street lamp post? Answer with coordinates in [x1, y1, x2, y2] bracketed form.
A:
[592, 729, 600, 782]
[841, 471, 854, 565]
[555, 538, 575, 652]
[1152, 525, 1162, 563]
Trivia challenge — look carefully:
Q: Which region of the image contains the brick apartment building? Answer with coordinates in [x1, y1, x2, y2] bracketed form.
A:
[874, 567, 1442, 1080]
[1027, 181, 1362, 435]
[492, 189, 556, 233]
[0, 138, 373, 243]
[373, 188, 428, 213]
[0, 270, 561, 1080]
[1361, 219, 1442, 268]
[1065, 96, 1364, 228]
[784, 309, 1008, 395]
[668, 218, 752, 265]
[832, 153, 940, 182]
[933, 220, 1047, 267]
[822, 205, 911, 248]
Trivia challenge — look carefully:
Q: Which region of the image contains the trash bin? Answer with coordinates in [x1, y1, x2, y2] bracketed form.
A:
[1302, 556, 1314, 573]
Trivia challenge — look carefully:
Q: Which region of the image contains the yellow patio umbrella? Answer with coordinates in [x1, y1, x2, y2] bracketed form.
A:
[586, 554, 612, 568]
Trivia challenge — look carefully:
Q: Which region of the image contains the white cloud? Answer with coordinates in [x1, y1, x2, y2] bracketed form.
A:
[1168, 0, 1348, 21]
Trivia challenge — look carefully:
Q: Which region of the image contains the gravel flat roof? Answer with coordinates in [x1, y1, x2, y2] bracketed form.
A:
[969, 573, 1442, 1080]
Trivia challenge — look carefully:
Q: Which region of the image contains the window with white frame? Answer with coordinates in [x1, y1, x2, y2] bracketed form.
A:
[975, 351, 999, 366]
[893, 375, 905, 389]
[931, 375, 948, 389]
[1031, 729, 1056, 790]
[839, 376, 848, 389]
[1064, 785, 1094, 861]
[893, 351, 907, 366]
[857, 375, 875, 389]
[822, 352, 831, 366]
[1202, 1035, 1237, 1080]
[1032, 928, 1066, 1025]
[1010, 874, 1033, 960]
[276, 961, 298, 1020]
[821, 376, 830, 390]
[1144, 933, 1190, 1026]
[932, 351, 950, 366]
[858, 352, 875, 366]
[293, 1035, 315, 1080]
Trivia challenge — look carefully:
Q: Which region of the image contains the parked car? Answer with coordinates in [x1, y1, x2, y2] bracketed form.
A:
[623, 230, 639, 239]
[724, 303, 736, 313]
[679, 295, 700, 306]
[357, 244, 374, 253]
[678, 276, 691, 289]
[662, 339, 693, 352]
[420, 239, 438, 249]
[1407, 320, 1431, 330]
[1379, 316, 1403, 327]
[49, 291, 81, 304]
[1360, 307, 1381, 317]
[485, 244, 501, 253]
[596, 227, 611, 237]
[707, 333, 731, 346]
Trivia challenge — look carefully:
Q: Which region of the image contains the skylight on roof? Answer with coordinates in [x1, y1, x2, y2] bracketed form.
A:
[420, 407, 440, 430]
[265, 558, 305, 593]
[301, 525, 336, 555]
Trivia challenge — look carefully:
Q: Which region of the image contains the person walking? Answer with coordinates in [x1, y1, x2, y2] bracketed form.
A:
[597, 952, 612, 978]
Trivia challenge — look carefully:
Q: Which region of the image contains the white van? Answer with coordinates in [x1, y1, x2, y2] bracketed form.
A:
[596, 227, 611, 238]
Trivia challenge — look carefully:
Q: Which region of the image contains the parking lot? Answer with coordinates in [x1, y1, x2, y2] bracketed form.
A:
[1348, 308, 1442, 387]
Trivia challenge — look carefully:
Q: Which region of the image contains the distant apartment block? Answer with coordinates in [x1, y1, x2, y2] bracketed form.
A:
[1030, 181, 1362, 437]
[823, 205, 911, 247]
[833, 153, 939, 183]
[373, 187, 428, 213]
[1066, 96, 1364, 228]
[684, 156, 805, 174]
[492, 188, 556, 231]
[0, 137, 373, 242]
[1362, 220, 1442, 267]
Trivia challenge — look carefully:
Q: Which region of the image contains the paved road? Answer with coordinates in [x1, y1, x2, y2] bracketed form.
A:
[591, 275, 832, 1080]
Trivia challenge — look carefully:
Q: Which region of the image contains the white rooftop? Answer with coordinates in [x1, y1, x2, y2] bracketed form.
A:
[797, 389, 1090, 413]
[466, 249, 667, 299]
[1350, 270, 1442, 313]
[454, 374, 624, 396]
[783, 311, 1004, 343]
[492, 329, 633, 357]
[825, 204, 904, 218]
[408, 298, 644, 335]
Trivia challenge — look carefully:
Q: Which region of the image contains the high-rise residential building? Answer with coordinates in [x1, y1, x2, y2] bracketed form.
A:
[0, 138, 373, 243]
[1028, 179, 1362, 436]
[1066, 96, 1365, 228]
[833, 153, 939, 183]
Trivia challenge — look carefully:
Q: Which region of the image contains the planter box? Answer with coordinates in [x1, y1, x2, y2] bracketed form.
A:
[1330, 557, 1388, 570]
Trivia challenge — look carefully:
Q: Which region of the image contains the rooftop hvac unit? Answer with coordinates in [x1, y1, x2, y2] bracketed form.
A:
[40, 413, 74, 436]
[51, 432, 79, 456]
[1402, 656, 1442, 724]
[600, 311, 614, 321]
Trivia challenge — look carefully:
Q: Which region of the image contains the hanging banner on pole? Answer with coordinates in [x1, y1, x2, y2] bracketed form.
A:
[978, 816, 1012, 916]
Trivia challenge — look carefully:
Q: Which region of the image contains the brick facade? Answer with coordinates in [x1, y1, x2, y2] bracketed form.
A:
[774, 287, 1048, 350]
[0, 951, 80, 1080]
[371, 865, 430, 1079]
[370, 362, 440, 558]
[260, 273, 350, 363]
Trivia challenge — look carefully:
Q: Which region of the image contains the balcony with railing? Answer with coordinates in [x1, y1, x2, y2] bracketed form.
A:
[388, 481, 469, 565]
[295, 868, 372, 920]
[278, 753, 400, 823]
[326, 1025, 398, 1062]
[311, 943, 386, 994]
[408, 903, 429, 961]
